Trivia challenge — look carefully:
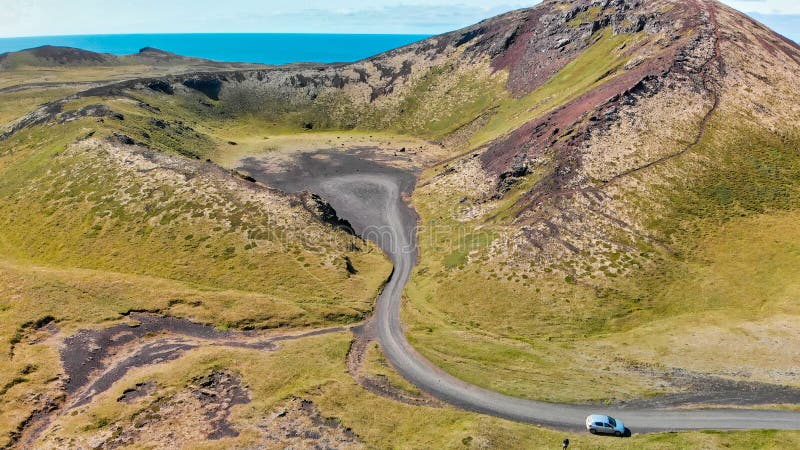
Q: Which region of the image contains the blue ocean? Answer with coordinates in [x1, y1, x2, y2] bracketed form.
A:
[0, 34, 431, 65]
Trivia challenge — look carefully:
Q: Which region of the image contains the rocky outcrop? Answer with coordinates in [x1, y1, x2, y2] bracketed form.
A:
[481, 0, 708, 179]
[182, 77, 224, 100]
[305, 193, 356, 235]
[146, 79, 175, 95]
[0, 103, 124, 140]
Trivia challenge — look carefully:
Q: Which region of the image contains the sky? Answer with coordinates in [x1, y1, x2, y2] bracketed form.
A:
[0, 0, 797, 41]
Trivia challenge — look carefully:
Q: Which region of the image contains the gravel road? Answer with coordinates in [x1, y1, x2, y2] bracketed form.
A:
[243, 151, 800, 433]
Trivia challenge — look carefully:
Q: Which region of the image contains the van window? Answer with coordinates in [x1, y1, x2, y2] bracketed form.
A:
[594, 422, 603, 427]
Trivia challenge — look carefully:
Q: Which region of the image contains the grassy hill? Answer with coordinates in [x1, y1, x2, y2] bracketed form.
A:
[0, 76, 392, 446]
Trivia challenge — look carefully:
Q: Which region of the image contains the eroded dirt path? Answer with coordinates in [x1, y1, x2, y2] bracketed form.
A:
[347, 317, 441, 407]
[62, 313, 347, 406]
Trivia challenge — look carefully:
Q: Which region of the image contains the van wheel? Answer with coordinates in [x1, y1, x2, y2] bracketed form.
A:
[614, 431, 622, 437]
[589, 429, 597, 435]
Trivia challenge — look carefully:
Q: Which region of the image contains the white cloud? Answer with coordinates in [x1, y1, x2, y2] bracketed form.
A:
[0, 0, 797, 38]
[721, 0, 800, 14]
[0, 0, 536, 37]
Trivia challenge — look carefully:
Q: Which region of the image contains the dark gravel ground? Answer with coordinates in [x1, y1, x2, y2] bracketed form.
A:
[612, 368, 800, 409]
[238, 147, 419, 249]
[61, 312, 261, 395]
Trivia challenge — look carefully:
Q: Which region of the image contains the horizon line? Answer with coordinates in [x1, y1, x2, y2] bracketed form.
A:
[0, 31, 436, 40]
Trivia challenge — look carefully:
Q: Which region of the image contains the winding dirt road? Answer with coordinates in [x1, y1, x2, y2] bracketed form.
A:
[323, 174, 800, 433]
[241, 150, 800, 433]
